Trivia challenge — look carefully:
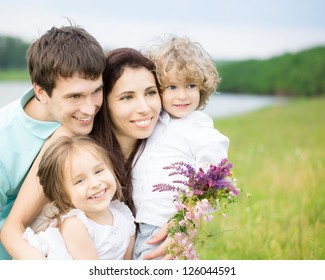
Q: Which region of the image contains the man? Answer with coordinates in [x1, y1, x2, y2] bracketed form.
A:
[0, 25, 105, 259]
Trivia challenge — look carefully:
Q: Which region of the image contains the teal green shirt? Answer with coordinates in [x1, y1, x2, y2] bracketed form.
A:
[0, 88, 61, 259]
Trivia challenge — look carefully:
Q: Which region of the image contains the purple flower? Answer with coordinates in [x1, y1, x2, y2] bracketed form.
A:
[152, 158, 240, 260]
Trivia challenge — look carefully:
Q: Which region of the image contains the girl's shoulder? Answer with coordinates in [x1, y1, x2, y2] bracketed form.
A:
[60, 209, 93, 237]
[61, 209, 88, 225]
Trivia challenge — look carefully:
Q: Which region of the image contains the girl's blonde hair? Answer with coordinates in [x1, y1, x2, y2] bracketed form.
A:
[146, 35, 221, 109]
[37, 136, 123, 219]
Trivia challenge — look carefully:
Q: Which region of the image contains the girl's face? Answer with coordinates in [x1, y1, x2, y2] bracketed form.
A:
[161, 68, 200, 119]
[107, 67, 161, 150]
[64, 149, 116, 220]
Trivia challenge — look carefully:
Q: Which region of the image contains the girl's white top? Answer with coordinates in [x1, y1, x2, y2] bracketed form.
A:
[132, 110, 229, 227]
[23, 200, 135, 259]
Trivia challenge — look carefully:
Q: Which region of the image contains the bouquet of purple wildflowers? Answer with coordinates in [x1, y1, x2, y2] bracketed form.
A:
[153, 158, 240, 260]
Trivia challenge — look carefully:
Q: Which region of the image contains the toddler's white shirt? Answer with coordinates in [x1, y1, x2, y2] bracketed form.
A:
[132, 110, 229, 227]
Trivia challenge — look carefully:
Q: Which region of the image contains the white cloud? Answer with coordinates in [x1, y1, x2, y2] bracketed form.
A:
[1, 0, 324, 60]
[87, 19, 325, 60]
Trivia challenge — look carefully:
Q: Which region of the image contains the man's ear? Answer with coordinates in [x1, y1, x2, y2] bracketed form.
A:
[33, 84, 48, 104]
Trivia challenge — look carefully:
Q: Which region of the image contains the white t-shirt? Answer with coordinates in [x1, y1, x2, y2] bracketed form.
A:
[24, 200, 135, 259]
[132, 110, 229, 227]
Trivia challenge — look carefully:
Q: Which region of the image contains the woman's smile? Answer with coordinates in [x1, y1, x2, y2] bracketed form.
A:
[131, 117, 153, 128]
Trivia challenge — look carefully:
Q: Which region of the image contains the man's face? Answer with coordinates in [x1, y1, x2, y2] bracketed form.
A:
[44, 74, 103, 135]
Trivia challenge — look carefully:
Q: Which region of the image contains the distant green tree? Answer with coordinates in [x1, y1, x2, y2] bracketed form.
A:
[217, 46, 325, 97]
[0, 35, 29, 69]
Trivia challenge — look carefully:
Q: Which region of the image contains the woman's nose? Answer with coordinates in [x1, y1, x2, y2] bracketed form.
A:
[136, 97, 150, 113]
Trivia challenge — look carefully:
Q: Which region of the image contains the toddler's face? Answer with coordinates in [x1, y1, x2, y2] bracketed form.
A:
[161, 68, 200, 119]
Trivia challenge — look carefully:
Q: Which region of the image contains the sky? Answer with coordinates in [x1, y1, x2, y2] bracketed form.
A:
[1, 0, 325, 60]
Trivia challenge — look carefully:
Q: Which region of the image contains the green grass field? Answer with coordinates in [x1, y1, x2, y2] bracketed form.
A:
[0, 69, 29, 81]
[197, 97, 325, 259]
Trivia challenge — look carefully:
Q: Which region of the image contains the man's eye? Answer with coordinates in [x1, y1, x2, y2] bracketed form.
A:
[94, 87, 103, 94]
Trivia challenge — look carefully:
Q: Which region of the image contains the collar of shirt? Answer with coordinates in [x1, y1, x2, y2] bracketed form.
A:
[19, 88, 61, 139]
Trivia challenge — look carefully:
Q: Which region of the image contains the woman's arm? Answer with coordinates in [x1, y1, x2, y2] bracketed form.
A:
[1, 127, 73, 259]
[123, 233, 135, 260]
[61, 216, 98, 260]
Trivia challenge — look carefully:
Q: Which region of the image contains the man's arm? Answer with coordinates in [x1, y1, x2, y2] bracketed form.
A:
[1, 126, 73, 259]
[1, 154, 48, 259]
[143, 224, 173, 260]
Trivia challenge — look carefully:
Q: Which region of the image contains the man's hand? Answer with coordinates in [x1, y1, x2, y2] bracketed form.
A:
[143, 224, 173, 260]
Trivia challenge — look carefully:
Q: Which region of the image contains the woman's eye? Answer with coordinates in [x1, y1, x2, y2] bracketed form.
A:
[147, 90, 158, 96]
[120, 95, 132, 101]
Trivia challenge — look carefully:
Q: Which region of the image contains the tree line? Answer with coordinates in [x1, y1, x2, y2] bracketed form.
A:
[0, 35, 29, 69]
[1, 35, 324, 97]
[217, 46, 325, 97]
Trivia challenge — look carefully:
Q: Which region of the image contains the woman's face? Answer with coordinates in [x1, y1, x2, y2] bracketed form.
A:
[107, 67, 161, 150]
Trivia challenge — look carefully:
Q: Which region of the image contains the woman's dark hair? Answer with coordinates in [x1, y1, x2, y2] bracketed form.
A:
[91, 48, 158, 215]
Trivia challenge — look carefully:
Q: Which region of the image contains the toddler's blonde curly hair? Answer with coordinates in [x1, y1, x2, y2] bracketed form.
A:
[146, 35, 221, 109]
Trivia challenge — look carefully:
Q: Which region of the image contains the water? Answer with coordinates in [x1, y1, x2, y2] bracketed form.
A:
[0, 81, 287, 118]
[0, 81, 31, 108]
[202, 93, 287, 119]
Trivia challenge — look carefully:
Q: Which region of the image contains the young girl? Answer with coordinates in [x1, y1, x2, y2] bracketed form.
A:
[23, 135, 135, 259]
[132, 35, 229, 259]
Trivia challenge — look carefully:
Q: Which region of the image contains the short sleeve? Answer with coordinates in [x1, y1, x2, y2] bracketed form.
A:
[0, 172, 8, 221]
[23, 227, 48, 256]
[61, 208, 93, 232]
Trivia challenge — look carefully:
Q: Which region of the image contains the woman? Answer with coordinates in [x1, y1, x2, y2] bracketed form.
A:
[91, 48, 170, 260]
[91, 48, 162, 216]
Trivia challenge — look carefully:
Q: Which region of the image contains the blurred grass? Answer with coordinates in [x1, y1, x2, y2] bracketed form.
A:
[197, 97, 325, 259]
[0, 69, 29, 81]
